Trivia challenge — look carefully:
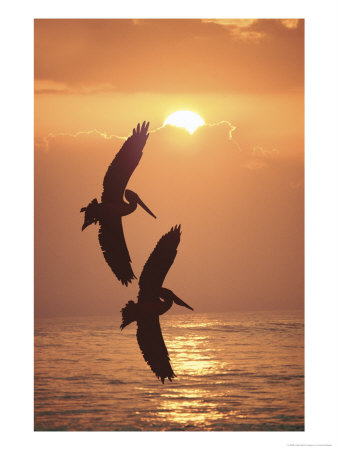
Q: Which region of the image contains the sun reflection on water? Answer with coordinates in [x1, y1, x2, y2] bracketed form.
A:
[35, 312, 304, 431]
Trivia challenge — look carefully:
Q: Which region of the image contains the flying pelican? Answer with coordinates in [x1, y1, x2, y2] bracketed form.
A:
[80, 121, 156, 286]
[120, 225, 194, 383]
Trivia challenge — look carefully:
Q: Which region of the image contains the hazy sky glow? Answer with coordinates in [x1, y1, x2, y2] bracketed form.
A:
[35, 19, 304, 317]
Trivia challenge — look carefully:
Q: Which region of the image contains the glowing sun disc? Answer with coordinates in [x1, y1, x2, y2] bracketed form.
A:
[163, 111, 205, 134]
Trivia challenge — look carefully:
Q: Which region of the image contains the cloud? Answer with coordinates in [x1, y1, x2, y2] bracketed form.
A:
[202, 19, 265, 41]
[243, 146, 280, 170]
[202, 18, 301, 41]
[36, 129, 125, 152]
[203, 19, 257, 28]
[280, 19, 299, 29]
[35, 80, 116, 95]
[244, 159, 268, 170]
[38, 119, 238, 152]
[252, 145, 280, 158]
[34, 19, 304, 94]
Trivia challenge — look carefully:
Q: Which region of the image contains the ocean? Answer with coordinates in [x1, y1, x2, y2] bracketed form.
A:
[34, 310, 304, 431]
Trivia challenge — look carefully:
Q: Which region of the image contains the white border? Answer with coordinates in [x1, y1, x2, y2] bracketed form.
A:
[1, 1, 338, 449]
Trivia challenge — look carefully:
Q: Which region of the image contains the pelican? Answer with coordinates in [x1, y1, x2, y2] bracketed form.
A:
[80, 121, 156, 286]
[120, 225, 194, 383]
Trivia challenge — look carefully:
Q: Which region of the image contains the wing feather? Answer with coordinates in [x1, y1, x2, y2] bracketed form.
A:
[137, 316, 176, 383]
[98, 216, 136, 285]
[101, 121, 149, 203]
[138, 225, 181, 303]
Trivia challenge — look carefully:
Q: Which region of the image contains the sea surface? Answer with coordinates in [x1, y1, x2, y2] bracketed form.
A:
[34, 310, 304, 431]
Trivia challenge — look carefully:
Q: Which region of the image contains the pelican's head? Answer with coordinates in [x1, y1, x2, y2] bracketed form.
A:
[125, 189, 156, 219]
[160, 288, 194, 311]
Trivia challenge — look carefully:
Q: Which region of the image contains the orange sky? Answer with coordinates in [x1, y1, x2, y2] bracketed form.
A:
[34, 19, 304, 317]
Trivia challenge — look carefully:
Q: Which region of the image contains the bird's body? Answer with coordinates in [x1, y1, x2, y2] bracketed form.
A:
[123, 295, 174, 321]
[121, 226, 194, 383]
[88, 200, 138, 220]
[80, 122, 156, 286]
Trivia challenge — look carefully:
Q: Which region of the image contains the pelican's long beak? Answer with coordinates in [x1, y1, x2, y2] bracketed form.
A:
[173, 294, 194, 311]
[137, 197, 156, 219]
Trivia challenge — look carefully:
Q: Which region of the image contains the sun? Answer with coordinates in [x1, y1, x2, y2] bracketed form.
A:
[163, 111, 205, 134]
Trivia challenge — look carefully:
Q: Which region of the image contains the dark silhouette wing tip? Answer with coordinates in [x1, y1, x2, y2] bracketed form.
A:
[102, 258, 136, 286]
[169, 224, 181, 234]
[120, 273, 137, 286]
[168, 224, 182, 241]
[132, 121, 150, 136]
[158, 372, 176, 383]
[165, 225, 181, 237]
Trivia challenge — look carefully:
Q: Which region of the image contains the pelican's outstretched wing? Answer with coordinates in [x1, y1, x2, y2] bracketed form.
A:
[101, 122, 150, 204]
[98, 216, 136, 285]
[138, 225, 181, 303]
[137, 316, 176, 383]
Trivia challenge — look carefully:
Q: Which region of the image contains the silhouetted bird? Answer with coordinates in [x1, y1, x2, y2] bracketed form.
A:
[120, 225, 194, 383]
[80, 122, 156, 285]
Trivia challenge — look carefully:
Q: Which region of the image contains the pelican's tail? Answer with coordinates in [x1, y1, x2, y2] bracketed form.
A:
[80, 198, 99, 231]
[120, 300, 138, 330]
